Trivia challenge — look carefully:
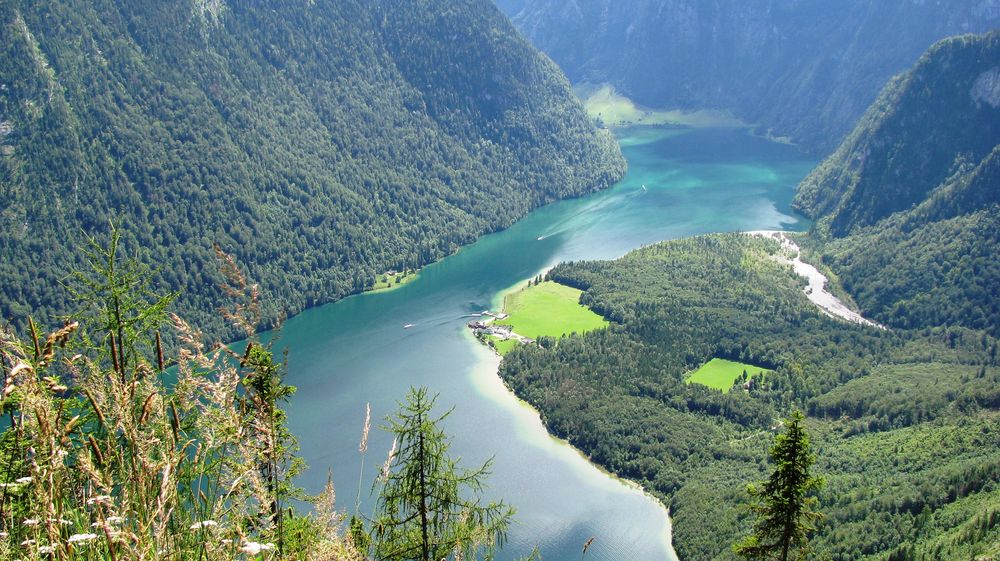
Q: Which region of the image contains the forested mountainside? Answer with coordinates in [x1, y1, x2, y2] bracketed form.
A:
[496, 0, 1000, 154]
[501, 236, 1000, 561]
[794, 31, 1000, 337]
[497, 32, 1000, 561]
[0, 0, 624, 339]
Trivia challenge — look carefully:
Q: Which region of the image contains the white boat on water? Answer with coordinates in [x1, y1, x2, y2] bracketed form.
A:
[403, 323, 414, 329]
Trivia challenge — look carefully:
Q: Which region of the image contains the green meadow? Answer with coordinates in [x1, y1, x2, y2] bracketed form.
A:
[495, 281, 609, 341]
[574, 83, 743, 128]
[369, 269, 420, 293]
[686, 358, 772, 393]
[487, 336, 521, 356]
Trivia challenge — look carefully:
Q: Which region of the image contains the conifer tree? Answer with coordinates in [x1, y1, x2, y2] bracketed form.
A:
[372, 387, 514, 561]
[734, 410, 823, 561]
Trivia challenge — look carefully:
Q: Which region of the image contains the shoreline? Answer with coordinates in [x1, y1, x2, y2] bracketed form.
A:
[462, 326, 678, 559]
[576, 82, 746, 129]
[466, 271, 678, 558]
[464, 227, 870, 558]
[472, 267, 557, 357]
[364, 268, 421, 294]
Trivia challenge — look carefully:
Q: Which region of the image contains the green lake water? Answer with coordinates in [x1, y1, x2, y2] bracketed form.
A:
[278, 126, 815, 560]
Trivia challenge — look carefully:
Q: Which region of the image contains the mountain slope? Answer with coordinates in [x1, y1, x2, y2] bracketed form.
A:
[0, 0, 624, 337]
[794, 31, 1000, 336]
[498, 235, 1000, 561]
[494, 30, 1000, 561]
[496, 0, 1000, 154]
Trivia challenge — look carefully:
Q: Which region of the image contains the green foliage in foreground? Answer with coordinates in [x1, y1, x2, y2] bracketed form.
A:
[498, 233, 1000, 561]
[734, 411, 822, 561]
[687, 358, 772, 393]
[369, 388, 513, 561]
[0, 0, 624, 341]
[495, 281, 609, 340]
[1, 229, 521, 561]
[0, 228, 354, 560]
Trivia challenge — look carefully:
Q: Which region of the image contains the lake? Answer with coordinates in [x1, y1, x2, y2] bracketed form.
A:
[278, 126, 815, 560]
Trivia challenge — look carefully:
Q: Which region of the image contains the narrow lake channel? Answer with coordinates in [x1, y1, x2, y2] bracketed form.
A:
[278, 126, 815, 560]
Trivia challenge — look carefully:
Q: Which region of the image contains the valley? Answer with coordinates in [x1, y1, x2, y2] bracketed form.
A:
[498, 0, 1000, 154]
[1, 3, 997, 561]
[496, 31, 1000, 561]
[274, 126, 813, 561]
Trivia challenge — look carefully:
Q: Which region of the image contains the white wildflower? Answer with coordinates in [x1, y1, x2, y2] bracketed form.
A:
[67, 533, 98, 544]
[20, 539, 35, 546]
[106, 516, 124, 524]
[38, 545, 55, 554]
[240, 541, 276, 555]
[22, 518, 39, 526]
[86, 495, 111, 505]
[14, 476, 31, 484]
[189, 520, 219, 530]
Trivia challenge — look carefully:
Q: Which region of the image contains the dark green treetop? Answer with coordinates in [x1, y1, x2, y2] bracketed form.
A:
[734, 411, 823, 561]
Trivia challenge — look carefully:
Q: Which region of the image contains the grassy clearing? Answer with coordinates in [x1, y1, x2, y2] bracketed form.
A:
[686, 358, 772, 393]
[495, 281, 608, 340]
[369, 268, 419, 293]
[574, 83, 744, 128]
[487, 336, 520, 356]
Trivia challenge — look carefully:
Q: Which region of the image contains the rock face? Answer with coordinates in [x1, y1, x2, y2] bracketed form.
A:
[972, 66, 1000, 108]
[496, 0, 1000, 154]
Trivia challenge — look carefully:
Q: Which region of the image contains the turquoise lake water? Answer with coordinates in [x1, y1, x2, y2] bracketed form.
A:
[278, 126, 815, 560]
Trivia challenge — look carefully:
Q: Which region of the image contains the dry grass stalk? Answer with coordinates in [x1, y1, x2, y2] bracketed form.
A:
[0, 245, 357, 560]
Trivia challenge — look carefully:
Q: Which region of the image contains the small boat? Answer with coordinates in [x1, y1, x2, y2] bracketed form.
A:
[641, 184, 647, 192]
[403, 324, 414, 329]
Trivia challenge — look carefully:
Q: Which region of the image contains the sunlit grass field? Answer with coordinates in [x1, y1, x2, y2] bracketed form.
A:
[495, 281, 608, 341]
[686, 358, 772, 392]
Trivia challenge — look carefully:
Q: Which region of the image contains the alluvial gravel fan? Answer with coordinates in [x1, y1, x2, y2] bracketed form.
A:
[0, 0, 624, 338]
[496, 0, 1000, 154]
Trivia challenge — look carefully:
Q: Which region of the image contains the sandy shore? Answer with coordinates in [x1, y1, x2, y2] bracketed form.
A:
[746, 231, 886, 329]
